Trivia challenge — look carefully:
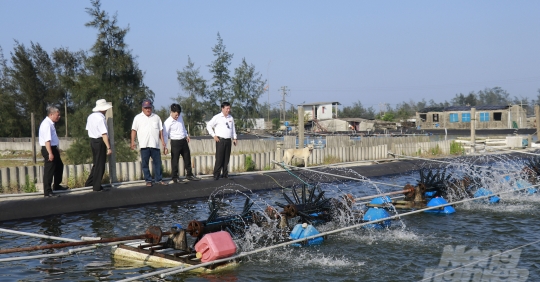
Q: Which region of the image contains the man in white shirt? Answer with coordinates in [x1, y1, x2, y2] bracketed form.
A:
[39, 106, 67, 197]
[84, 99, 113, 192]
[131, 99, 168, 186]
[206, 101, 237, 180]
[163, 103, 200, 183]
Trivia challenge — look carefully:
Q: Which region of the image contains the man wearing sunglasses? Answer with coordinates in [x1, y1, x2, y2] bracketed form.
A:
[206, 101, 237, 180]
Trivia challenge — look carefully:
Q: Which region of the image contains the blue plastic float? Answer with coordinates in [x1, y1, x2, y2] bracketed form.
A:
[369, 196, 392, 205]
[473, 188, 500, 203]
[363, 207, 391, 229]
[289, 223, 324, 247]
[515, 179, 537, 195]
[424, 197, 455, 214]
[502, 175, 537, 195]
[424, 191, 437, 200]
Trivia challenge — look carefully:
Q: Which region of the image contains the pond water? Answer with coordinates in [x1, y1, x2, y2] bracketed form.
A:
[0, 155, 539, 281]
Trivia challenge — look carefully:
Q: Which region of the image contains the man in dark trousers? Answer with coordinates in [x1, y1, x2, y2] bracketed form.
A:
[206, 102, 237, 180]
[84, 99, 113, 192]
[39, 106, 68, 197]
[131, 99, 168, 186]
[163, 103, 200, 183]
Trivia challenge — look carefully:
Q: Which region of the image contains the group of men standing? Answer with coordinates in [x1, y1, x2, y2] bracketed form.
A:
[39, 99, 237, 197]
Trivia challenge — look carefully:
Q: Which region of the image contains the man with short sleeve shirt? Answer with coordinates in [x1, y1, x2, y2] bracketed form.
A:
[84, 99, 113, 192]
[131, 99, 168, 186]
[206, 101, 237, 180]
[163, 103, 200, 183]
[39, 106, 67, 197]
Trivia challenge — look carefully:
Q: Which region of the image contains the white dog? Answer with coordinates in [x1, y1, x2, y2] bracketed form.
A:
[282, 144, 314, 166]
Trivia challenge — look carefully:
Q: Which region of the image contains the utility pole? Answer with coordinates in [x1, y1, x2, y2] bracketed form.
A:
[64, 98, 68, 137]
[279, 86, 289, 122]
[31, 113, 36, 164]
[267, 60, 271, 123]
[378, 102, 388, 118]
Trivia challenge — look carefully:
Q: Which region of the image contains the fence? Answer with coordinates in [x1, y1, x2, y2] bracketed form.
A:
[0, 144, 389, 191]
[392, 140, 451, 156]
[0, 135, 449, 192]
[187, 139, 278, 155]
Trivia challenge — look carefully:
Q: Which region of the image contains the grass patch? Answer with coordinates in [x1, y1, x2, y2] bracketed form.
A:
[0, 150, 48, 168]
[23, 174, 37, 193]
[450, 141, 465, 155]
[245, 155, 256, 171]
[430, 145, 442, 156]
[67, 169, 90, 189]
[323, 155, 340, 165]
[0, 182, 19, 194]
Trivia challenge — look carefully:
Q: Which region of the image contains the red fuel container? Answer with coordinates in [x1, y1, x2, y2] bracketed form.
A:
[195, 231, 237, 262]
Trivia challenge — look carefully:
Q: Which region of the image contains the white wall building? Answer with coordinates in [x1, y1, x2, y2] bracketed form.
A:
[299, 102, 341, 121]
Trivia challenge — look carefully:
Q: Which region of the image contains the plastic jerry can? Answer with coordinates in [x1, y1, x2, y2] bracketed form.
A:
[195, 231, 237, 262]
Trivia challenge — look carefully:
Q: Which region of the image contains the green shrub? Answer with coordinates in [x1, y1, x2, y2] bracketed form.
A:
[67, 168, 90, 188]
[450, 141, 465, 155]
[23, 175, 37, 193]
[115, 139, 138, 162]
[65, 138, 92, 165]
[245, 155, 256, 171]
[272, 118, 280, 130]
[430, 145, 442, 155]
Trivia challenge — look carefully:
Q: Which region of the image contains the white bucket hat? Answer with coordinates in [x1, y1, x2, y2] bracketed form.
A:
[92, 99, 113, 112]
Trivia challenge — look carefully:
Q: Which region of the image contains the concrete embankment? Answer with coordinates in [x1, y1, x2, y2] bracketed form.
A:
[0, 159, 431, 223]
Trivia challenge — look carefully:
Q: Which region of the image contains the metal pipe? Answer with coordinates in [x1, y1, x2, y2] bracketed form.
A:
[356, 195, 404, 206]
[354, 187, 413, 201]
[0, 228, 80, 242]
[0, 246, 96, 263]
[0, 239, 140, 262]
[0, 233, 169, 255]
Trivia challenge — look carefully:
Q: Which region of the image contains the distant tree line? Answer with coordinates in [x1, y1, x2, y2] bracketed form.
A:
[0, 0, 268, 141]
[0, 0, 152, 141]
[339, 86, 540, 122]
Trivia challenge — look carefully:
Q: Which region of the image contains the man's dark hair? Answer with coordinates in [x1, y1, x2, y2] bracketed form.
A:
[221, 101, 231, 108]
[170, 103, 182, 114]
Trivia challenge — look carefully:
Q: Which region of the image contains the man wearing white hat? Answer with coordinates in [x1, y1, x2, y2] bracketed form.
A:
[84, 99, 113, 192]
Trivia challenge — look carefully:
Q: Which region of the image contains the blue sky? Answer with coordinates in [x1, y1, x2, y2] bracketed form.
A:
[1, 0, 540, 112]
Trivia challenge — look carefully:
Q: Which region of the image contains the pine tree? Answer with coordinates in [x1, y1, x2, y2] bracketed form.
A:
[176, 56, 207, 135]
[208, 33, 233, 106]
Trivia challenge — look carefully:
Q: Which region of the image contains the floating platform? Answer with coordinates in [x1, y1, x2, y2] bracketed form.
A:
[112, 240, 238, 272]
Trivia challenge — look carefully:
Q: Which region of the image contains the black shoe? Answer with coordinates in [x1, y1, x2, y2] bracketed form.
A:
[222, 175, 229, 179]
[171, 179, 179, 183]
[44, 194, 60, 198]
[214, 177, 219, 181]
[54, 185, 69, 191]
[94, 187, 109, 192]
[186, 175, 201, 181]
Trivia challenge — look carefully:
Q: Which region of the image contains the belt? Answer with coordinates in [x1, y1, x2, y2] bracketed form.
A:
[91, 137, 103, 140]
[171, 138, 187, 141]
[218, 137, 231, 140]
[42, 145, 58, 148]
